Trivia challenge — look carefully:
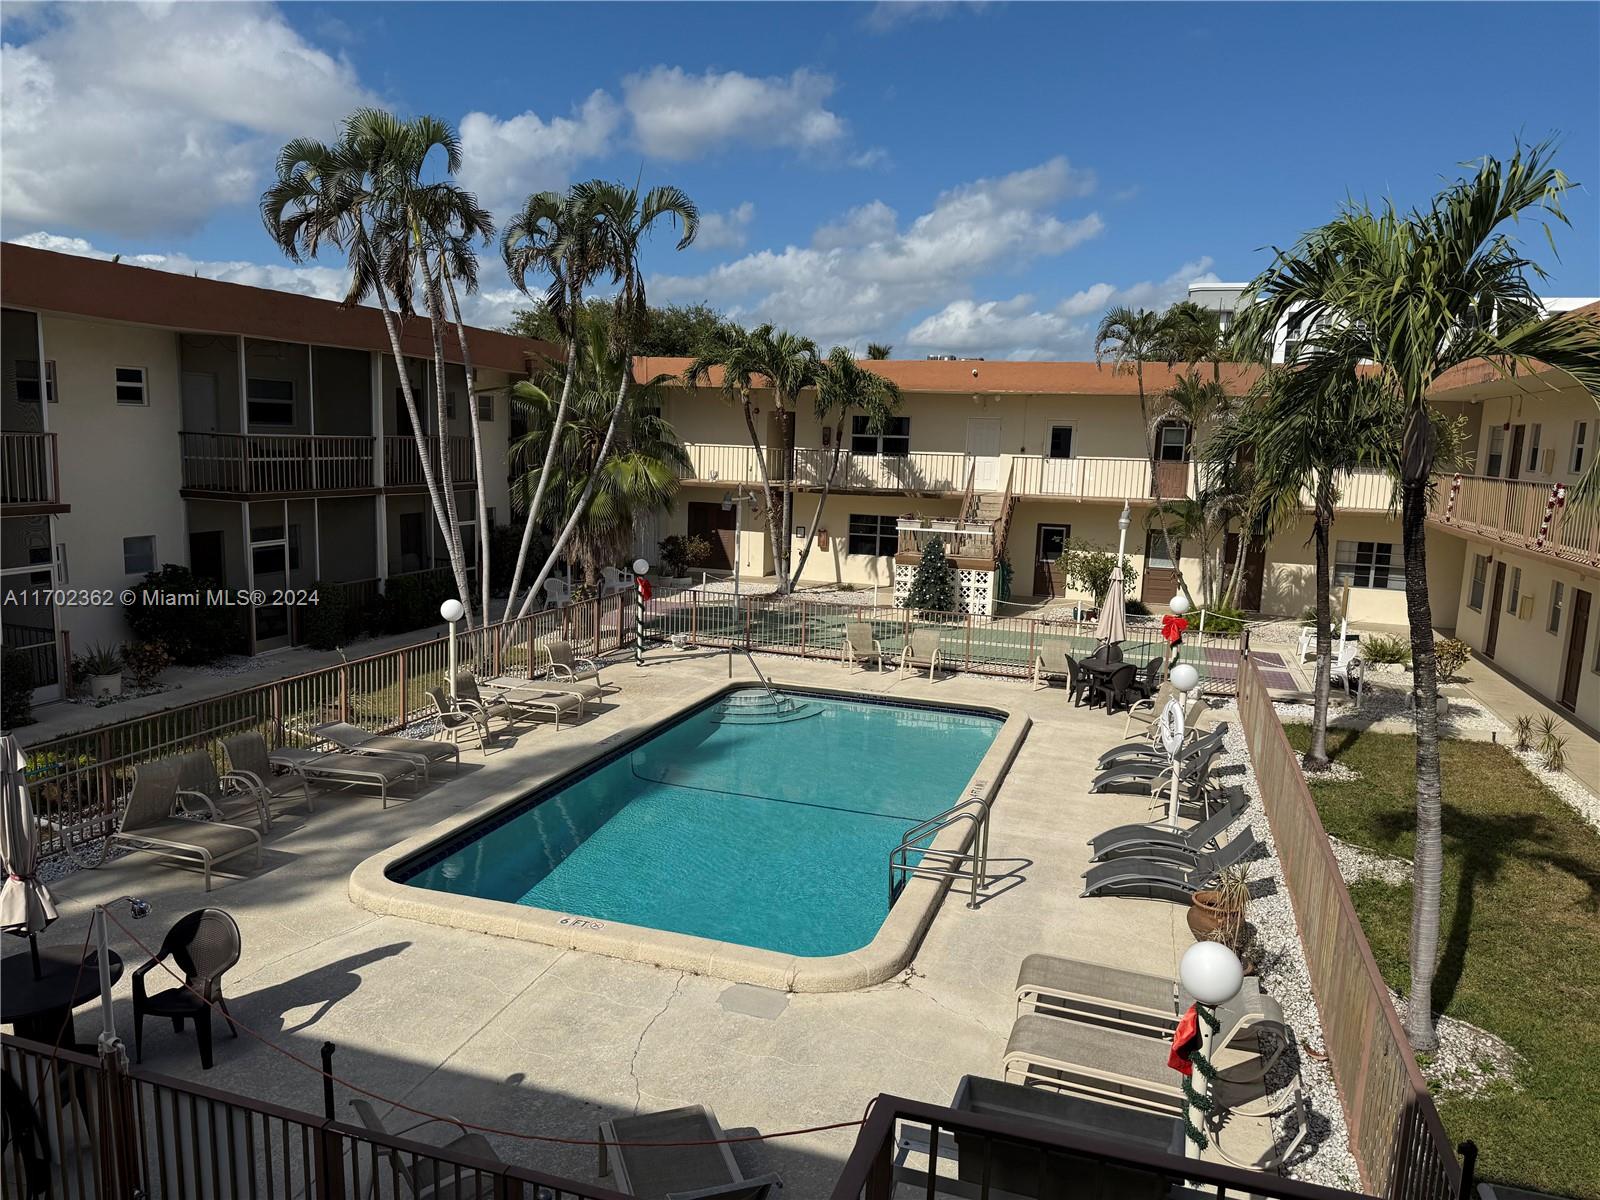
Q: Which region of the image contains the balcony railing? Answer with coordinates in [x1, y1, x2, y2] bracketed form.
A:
[1, 431, 60, 507]
[383, 435, 479, 488]
[1009, 454, 1152, 500]
[896, 517, 997, 563]
[180, 432, 376, 494]
[1292, 468, 1397, 512]
[1430, 473, 1600, 564]
[796, 448, 970, 492]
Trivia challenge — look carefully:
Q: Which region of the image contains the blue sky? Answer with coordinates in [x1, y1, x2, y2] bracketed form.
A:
[4, 1, 1596, 357]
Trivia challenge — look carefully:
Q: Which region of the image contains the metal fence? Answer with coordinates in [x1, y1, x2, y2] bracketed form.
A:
[1, 1036, 631, 1200]
[1235, 656, 1460, 1200]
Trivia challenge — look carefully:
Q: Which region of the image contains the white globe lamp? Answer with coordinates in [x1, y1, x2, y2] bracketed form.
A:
[439, 598, 465, 624]
[1169, 592, 1191, 617]
[1170, 662, 1201, 694]
[1180, 940, 1244, 1008]
[632, 558, 650, 576]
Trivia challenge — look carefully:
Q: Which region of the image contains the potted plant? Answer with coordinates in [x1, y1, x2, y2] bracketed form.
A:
[1187, 862, 1249, 942]
[657, 534, 711, 587]
[77, 643, 125, 699]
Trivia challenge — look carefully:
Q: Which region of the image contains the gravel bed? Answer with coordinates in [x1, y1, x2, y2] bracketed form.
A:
[187, 654, 261, 678]
[1302, 760, 1362, 784]
[1327, 836, 1411, 887]
[1390, 993, 1523, 1101]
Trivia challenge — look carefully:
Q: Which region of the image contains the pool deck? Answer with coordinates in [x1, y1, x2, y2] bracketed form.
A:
[14, 649, 1278, 1195]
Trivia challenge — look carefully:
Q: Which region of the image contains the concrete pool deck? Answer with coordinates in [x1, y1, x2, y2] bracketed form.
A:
[12, 649, 1279, 1195]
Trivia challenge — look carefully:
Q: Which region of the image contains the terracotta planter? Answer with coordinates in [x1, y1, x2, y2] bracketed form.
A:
[1186, 890, 1242, 941]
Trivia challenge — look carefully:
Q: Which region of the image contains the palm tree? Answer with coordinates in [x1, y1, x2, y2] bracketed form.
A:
[748, 325, 822, 591]
[500, 186, 606, 617]
[517, 178, 698, 617]
[510, 318, 689, 580]
[1147, 371, 1235, 603]
[262, 109, 487, 625]
[790, 347, 904, 583]
[865, 342, 893, 360]
[1233, 140, 1600, 1050]
[1162, 300, 1226, 381]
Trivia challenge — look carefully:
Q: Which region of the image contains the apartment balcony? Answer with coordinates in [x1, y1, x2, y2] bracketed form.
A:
[896, 517, 999, 568]
[0, 431, 65, 513]
[1009, 454, 1153, 502]
[681, 443, 971, 495]
[1429, 473, 1600, 566]
[179, 432, 377, 497]
[382, 435, 479, 491]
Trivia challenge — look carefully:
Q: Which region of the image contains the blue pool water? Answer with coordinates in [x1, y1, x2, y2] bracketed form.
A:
[395, 689, 1002, 957]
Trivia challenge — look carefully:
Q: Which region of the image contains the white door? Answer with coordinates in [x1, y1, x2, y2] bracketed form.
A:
[182, 372, 219, 432]
[966, 418, 1002, 490]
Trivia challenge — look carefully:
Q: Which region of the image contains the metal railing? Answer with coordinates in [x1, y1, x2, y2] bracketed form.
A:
[1, 621, 61, 688]
[1, 429, 59, 505]
[1236, 654, 1461, 1200]
[890, 791, 991, 909]
[1007, 454, 1153, 501]
[0, 1036, 631, 1200]
[1429, 473, 1600, 564]
[179, 432, 377, 493]
[382, 435, 479, 488]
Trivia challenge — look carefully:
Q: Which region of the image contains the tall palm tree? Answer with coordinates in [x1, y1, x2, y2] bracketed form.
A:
[685, 321, 787, 586]
[517, 178, 698, 617]
[1147, 371, 1235, 603]
[790, 347, 904, 584]
[1162, 300, 1226, 381]
[747, 325, 821, 592]
[510, 318, 689, 580]
[262, 109, 487, 624]
[500, 186, 606, 617]
[1233, 141, 1600, 1050]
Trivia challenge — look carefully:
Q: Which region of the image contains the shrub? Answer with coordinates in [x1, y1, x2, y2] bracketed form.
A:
[658, 534, 712, 578]
[124, 564, 247, 664]
[121, 641, 171, 689]
[1434, 637, 1472, 680]
[1300, 606, 1318, 625]
[1541, 732, 1569, 774]
[1054, 538, 1137, 604]
[1512, 714, 1536, 753]
[904, 537, 959, 613]
[76, 643, 124, 676]
[1363, 633, 1412, 666]
[371, 570, 458, 636]
[1201, 603, 1247, 635]
[1127, 598, 1152, 617]
[1, 649, 34, 729]
[299, 584, 350, 651]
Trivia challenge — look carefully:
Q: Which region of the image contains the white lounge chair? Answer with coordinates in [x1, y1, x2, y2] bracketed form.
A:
[597, 566, 631, 597]
[541, 578, 571, 609]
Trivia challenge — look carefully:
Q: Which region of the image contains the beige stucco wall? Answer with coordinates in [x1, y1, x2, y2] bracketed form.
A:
[43, 314, 187, 649]
[1469, 381, 1599, 484]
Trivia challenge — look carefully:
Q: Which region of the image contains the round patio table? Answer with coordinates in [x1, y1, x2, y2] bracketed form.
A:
[1, 945, 123, 1048]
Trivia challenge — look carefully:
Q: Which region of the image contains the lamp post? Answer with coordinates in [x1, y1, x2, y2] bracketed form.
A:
[94, 896, 151, 1064]
[632, 558, 650, 667]
[1115, 499, 1131, 563]
[1165, 661, 1201, 827]
[721, 491, 757, 606]
[440, 598, 465, 699]
[1176, 940, 1245, 1153]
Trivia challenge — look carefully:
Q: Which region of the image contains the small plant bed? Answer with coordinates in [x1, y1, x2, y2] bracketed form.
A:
[1285, 724, 1600, 1199]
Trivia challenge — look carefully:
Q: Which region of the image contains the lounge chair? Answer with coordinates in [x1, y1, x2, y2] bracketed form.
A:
[268, 746, 422, 809]
[1097, 725, 1228, 771]
[1003, 1013, 1184, 1115]
[1090, 742, 1222, 797]
[1032, 641, 1072, 692]
[133, 908, 241, 1070]
[843, 621, 887, 672]
[109, 760, 261, 891]
[598, 1105, 782, 1200]
[471, 671, 590, 729]
[1088, 789, 1249, 863]
[899, 628, 942, 680]
[350, 1099, 503, 1198]
[310, 721, 459, 779]
[1080, 827, 1258, 899]
[174, 750, 270, 834]
[221, 733, 317, 819]
[426, 687, 493, 752]
[537, 638, 611, 690]
[450, 671, 519, 730]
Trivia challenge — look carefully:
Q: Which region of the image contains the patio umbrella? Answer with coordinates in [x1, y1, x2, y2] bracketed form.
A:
[1094, 566, 1128, 647]
[0, 734, 58, 979]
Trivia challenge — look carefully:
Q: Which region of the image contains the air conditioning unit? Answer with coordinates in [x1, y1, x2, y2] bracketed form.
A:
[1518, 594, 1535, 621]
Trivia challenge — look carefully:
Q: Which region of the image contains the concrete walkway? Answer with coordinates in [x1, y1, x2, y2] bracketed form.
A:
[12, 652, 1281, 1195]
[1457, 652, 1600, 796]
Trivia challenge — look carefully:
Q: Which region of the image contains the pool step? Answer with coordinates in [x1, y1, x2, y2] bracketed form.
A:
[712, 692, 821, 724]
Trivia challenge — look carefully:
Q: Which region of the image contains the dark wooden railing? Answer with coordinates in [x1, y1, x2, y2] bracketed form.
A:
[179, 432, 376, 494]
[1, 430, 59, 506]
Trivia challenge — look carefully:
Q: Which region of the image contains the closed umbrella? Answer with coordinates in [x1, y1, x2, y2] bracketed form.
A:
[1094, 566, 1128, 647]
[1, 734, 58, 979]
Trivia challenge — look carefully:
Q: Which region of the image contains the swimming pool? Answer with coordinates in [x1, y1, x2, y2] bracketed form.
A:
[391, 687, 1003, 959]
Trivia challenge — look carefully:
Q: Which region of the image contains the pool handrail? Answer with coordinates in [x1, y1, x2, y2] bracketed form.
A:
[890, 788, 993, 909]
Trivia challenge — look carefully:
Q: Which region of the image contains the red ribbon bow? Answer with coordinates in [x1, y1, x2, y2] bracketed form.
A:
[1168, 1004, 1203, 1075]
[1161, 614, 1189, 645]
[636, 576, 652, 602]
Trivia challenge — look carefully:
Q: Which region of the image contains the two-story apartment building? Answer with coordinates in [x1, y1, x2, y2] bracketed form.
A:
[2, 244, 532, 702]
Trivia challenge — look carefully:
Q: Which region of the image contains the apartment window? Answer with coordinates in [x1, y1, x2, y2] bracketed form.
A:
[115, 367, 147, 406]
[1574, 421, 1590, 475]
[1507, 567, 1522, 615]
[15, 360, 56, 403]
[851, 415, 910, 457]
[123, 535, 156, 575]
[847, 513, 898, 557]
[1485, 425, 1505, 477]
[1335, 540, 1402, 591]
[475, 393, 494, 422]
[1156, 423, 1190, 462]
[446, 391, 458, 420]
[1047, 425, 1074, 459]
[1467, 554, 1489, 612]
[246, 378, 295, 426]
[1548, 581, 1564, 634]
[1527, 423, 1543, 473]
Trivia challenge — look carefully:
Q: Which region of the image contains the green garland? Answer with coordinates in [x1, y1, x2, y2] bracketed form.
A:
[1181, 1004, 1223, 1150]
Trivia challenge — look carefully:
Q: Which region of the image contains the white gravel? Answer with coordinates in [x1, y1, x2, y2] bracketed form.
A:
[1327, 836, 1411, 887]
[1390, 993, 1523, 1101]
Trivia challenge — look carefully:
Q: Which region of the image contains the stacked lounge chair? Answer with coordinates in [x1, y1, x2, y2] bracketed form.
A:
[268, 745, 423, 809]
[1080, 826, 1258, 899]
[598, 1105, 782, 1199]
[1088, 790, 1250, 863]
[464, 670, 590, 729]
[310, 721, 460, 780]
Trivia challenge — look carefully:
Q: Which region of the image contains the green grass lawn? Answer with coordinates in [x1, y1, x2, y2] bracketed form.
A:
[1285, 725, 1600, 1199]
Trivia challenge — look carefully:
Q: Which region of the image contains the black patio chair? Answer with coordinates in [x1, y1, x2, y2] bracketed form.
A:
[1064, 655, 1090, 706]
[1094, 663, 1139, 713]
[133, 909, 242, 1070]
[1133, 656, 1164, 700]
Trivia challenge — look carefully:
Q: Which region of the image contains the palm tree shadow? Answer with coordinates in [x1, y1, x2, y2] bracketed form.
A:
[240, 943, 410, 1036]
[1370, 805, 1600, 1015]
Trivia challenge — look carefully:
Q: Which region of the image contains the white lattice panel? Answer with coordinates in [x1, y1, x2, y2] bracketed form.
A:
[893, 564, 997, 616]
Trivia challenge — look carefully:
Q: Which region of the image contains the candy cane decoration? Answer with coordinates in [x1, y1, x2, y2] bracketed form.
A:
[1444, 473, 1463, 523]
[1534, 482, 1566, 551]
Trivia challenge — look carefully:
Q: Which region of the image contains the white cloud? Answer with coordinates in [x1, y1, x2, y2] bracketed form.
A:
[906, 258, 1220, 359]
[864, 2, 995, 33]
[649, 158, 1103, 349]
[458, 92, 622, 218]
[622, 66, 845, 160]
[694, 202, 756, 252]
[1, 2, 375, 236]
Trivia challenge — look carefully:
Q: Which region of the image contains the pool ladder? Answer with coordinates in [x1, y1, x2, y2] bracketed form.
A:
[889, 787, 992, 910]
